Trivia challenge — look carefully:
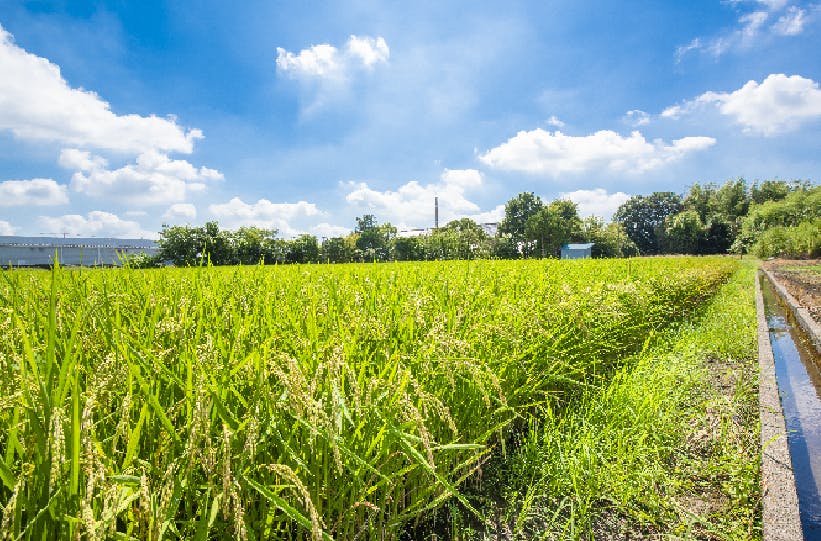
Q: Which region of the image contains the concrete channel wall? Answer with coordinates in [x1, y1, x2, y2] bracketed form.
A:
[756, 272, 804, 541]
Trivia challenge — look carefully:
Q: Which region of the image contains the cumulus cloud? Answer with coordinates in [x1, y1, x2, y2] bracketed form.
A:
[479, 129, 715, 175]
[0, 220, 15, 235]
[208, 197, 321, 236]
[0, 25, 201, 154]
[61, 148, 222, 205]
[38, 211, 155, 239]
[546, 115, 566, 128]
[465, 204, 506, 224]
[164, 203, 197, 222]
[0, 178, 69, 206]
[664, 74, 821, 135]
[344, 168, 489, 229]
[276, 35, 390, 113]
[623, 109, 651, 127]
[276, 35, 389, 81]
[310, 222, 351, 238]
[676, 2, 810, 61]
[558, 188, 631, 221]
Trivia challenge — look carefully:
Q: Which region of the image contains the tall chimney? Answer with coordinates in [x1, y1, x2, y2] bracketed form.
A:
[434, 196, 439, 229]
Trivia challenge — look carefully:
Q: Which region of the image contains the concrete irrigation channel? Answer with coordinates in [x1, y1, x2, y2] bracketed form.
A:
[759, 268, 821, 541]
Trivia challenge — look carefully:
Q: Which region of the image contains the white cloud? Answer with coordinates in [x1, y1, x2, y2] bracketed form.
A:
[0, 178, 69, 206]
[344, 168, 487, 229]
[465, 204, 506, 224]
[164, 203, 197, 222]
[666, 74, 821, 135]
[310, 222, 351, 238]
[276, 34, 389, 81]
[276, 35, 390, 113]
[558, 188, 631, 221]
[675, 38, 703, 63]
[623, 109, 650, 127]
[479, 129, 715, 175]
[773, 6, 806, 35]
[38, 211, 155, 239]
[346, 36, 390, 68]
[0, 220, 15, 235]
[546, 115, 566, 128]
[676, 2, 809, 60]
[61, 148, 223, 205]
[0, 25, 201, 154]
[739, 10, 770, 41]
[208, 197, 321, 236]
[276, 43, 342, 80]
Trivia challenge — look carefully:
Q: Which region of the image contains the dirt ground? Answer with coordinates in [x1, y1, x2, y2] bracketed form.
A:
[761, 259, 821, 325]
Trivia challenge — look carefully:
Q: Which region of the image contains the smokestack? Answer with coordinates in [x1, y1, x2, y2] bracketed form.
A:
[434, 196, 439, 229]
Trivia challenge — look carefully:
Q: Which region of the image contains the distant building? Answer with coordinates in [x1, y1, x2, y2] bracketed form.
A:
[561, 242, 594, 259]
[480, 222, 498, 237]
[397, 222, 499, 238]
[0, 236, 159, 267]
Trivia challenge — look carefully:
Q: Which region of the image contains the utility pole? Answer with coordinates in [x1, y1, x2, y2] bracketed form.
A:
[434, 196, 439, 229]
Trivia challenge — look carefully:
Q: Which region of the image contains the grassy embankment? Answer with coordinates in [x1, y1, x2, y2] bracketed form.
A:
[447, 259, 761, 539]
[0, 258, 758, 540]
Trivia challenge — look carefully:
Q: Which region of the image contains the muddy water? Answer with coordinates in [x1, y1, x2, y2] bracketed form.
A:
[761, 273, 821, 539]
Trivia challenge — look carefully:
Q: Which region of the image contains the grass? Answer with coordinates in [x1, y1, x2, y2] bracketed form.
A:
[0, 257, 755, 540]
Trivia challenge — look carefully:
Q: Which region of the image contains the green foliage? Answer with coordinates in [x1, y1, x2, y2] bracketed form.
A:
[524, 200, 583, 258]
[750, 179, 811, 205]
[498, 192, 544, 257]
[736, 185, 821, 256]
[614, 192, 683, 255]
[663, 209, 705, 254]
[353, 215, 396, 262]
[321, 236, 354, 263]
[750, 218, 821, 258]
[118, 251, 161, 269]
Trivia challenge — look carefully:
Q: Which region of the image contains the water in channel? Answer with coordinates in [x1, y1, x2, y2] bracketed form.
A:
[760, 272, 821, 540]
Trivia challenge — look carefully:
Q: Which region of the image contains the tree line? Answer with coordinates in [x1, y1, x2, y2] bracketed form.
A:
[141, 178, 818, 267]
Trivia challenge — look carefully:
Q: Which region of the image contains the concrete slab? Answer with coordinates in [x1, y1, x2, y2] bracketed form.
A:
[757, 271, 804, 541]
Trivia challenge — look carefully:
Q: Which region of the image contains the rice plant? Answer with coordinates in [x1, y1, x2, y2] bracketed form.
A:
[0, 257, 737, 540]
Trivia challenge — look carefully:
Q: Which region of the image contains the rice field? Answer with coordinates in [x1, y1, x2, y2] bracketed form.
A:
[0, 257, 744, 540]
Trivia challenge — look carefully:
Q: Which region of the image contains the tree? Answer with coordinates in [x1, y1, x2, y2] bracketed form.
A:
[663, 210, 705, 254]
[683, 183, 717, 223]
[498, 192, 544, 257]
[286, 234, 320, 264]
[524, 200, 582, 258]
[751, 179, 811, 204]
[581, 217, 638, 258]
[614, 192, 682, 255]
[353, 215, 396, 261]
[202, 221, 235, 265]
[393, 236, 423, 261]
[735, 185, 821, 254]
[232, 226, 276, 265]
[712, 178, 749, 225]
[321, 237, 354, 263]
[681, 179, 749, 253]
[156, 224, 202, 266]
[441, 218, 490, 259]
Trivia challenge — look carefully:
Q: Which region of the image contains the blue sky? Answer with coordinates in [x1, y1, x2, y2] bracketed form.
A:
[0, 0, 820, 238]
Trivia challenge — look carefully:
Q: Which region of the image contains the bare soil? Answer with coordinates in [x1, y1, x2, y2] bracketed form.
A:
[761, 259, 821, 325]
